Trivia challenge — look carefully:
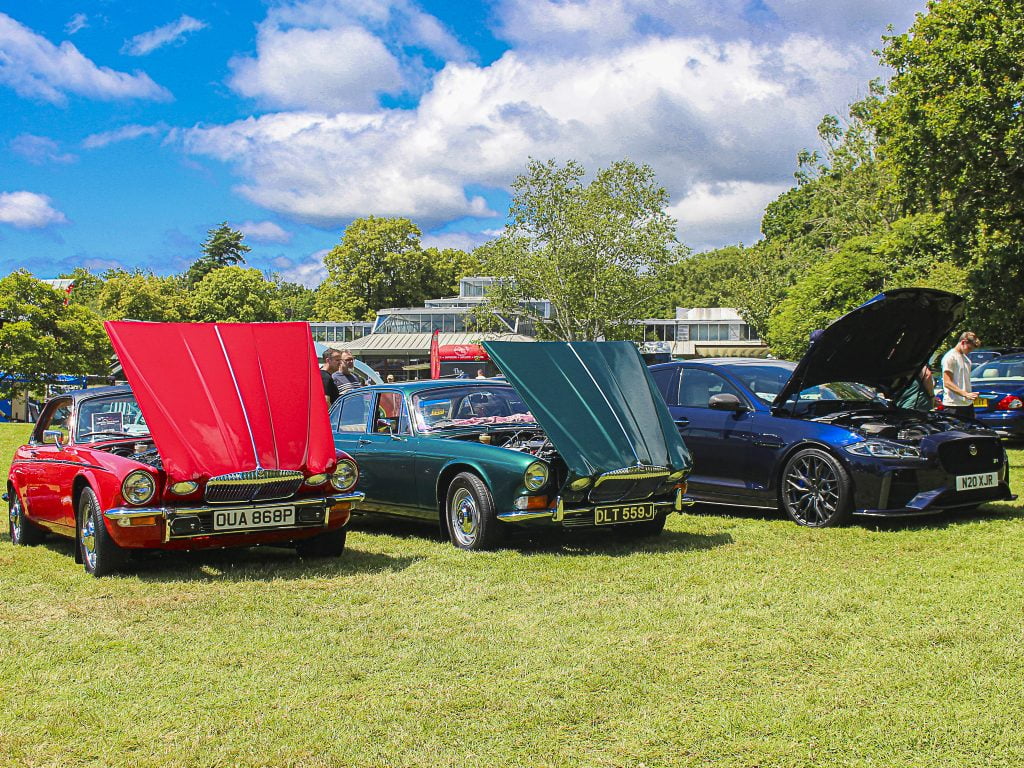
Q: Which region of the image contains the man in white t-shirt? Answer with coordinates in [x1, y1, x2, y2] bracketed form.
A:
[941, 331, 980, 422]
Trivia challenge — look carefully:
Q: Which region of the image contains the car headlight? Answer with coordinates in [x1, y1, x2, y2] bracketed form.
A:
[524, 461, 549, 491]
[122, 470, 156, 505]
[330, 458, 359, 492]
[844, 440, 921, 459]
[168, 480, 199, 496]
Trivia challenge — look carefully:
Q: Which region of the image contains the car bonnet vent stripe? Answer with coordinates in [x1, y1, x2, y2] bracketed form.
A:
[565, 342, 641, 466]
[214, 324, 260, 468]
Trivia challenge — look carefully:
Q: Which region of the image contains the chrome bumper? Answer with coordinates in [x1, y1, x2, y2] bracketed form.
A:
[497, 488, 692, 524]
[103, 492, 365, 541]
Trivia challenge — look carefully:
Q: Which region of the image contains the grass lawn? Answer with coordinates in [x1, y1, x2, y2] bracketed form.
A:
[2, 420, 1023, 767]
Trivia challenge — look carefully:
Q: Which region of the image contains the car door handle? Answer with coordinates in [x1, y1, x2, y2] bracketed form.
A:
[674, 417, 690, 427]
[357, 438, 372, 445]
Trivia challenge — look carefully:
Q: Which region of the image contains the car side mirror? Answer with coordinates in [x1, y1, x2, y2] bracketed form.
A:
[708, 393, 746, 412]
[42, 429, 65, 448]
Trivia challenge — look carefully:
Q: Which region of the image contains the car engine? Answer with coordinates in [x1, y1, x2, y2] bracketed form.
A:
[99, 440, 164, 470]
[813, 409, 989, 443]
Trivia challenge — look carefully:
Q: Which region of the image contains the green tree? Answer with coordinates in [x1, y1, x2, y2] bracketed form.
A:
[313, 217, 474, 321]
[185, 222, 251, 287]
[97, 269, 190, 322]
[478, 158, 680, 341]
[58, 267, 104, 311]
[273, 279, 317, 321]
[0, 270, 109, 398]
[191, 266, 282, 322]
[876, 0, 1024, 341]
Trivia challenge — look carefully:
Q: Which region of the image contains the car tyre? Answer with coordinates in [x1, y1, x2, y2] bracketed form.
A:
[8, 492, 45, 545]
[780, 448, 852, 527]
[295, 528, 347, 558]
[445, 472, 503, 551]
[618, 511, 668, 538]
[78, 487, 126, 577]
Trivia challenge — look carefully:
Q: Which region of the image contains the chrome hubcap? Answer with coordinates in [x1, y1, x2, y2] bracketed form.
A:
[784, 455, 840, 525]
[81, 511, 98, 570]
[450, 488, 479, 546]
[10, 498, 22, 541]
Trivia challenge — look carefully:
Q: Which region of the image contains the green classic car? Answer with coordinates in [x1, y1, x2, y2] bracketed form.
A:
[330, 341, 693, 550]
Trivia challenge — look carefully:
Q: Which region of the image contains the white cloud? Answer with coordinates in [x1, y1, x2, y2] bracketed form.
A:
[228, 25, 403, 111]
[123, 15, 207, 56]
[0, 12, 170, 105]
[0, 191, 69, 229]
[183, 34, 859, 236]
[82, 123, 164, 149]
[276, 249, 329, 287]
[65, 13, 88, 36]
[421, 230, 495, 252]
[10, 134, 76, 164]
[239, 220, 292, 243]
[667, 180, 793, 250]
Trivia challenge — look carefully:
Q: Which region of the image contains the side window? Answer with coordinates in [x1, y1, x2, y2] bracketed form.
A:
[373, 391, 404, 434]
[650, 367, 679, 405]
[677, 369, 743, 408]
[33, 398, 73, 444]
[336, 392, 371, 433]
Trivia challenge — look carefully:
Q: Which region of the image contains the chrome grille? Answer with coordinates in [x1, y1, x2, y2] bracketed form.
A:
[204, 469, 304, 504]
[588, 465, 669, 504]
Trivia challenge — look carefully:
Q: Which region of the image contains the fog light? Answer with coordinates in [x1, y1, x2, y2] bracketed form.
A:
[168, 481, 199, 495]
[569, 477, 591, 491]
[306, 473, 328, 486]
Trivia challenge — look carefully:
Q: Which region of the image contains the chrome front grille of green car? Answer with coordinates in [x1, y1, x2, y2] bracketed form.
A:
[204, 469, 304, 504]
[587, 465, 670, 504]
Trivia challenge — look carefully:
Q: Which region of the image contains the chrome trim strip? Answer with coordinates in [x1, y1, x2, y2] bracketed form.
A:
[105, 492, 364, 523]
[214, 324, 261, 469]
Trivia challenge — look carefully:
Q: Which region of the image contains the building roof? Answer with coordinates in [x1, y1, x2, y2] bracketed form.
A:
[325, 332, 534, 355]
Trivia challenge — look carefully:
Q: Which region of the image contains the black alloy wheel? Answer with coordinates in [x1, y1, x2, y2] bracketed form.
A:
[78, 487, 126, 577]
[295, 528, 347, 557]
[780, 448, 853, 527]
[445, 472, 504, 551]
[9, 492, 45, 545]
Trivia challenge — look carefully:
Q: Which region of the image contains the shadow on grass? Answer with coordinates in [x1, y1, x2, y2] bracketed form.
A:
[26, 534, 421, 582]
[349, 513, 733, 556]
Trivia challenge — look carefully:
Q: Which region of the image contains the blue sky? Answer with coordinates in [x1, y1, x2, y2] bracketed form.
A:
[1, 0, 926, 286]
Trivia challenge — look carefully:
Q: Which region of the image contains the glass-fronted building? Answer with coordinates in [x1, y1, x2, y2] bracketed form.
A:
[639, 308, 768, 358]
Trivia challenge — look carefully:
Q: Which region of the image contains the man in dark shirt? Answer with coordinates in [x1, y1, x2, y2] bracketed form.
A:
[320, 349, 341, 404]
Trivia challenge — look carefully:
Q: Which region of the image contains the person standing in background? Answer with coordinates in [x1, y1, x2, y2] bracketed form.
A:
[320, 349, 341, 405]
[332, 349, 362, 395]
[941, 332, 980, 421]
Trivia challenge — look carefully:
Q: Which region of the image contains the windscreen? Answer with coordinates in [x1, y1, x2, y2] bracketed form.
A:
[411, 385, 536, 431]
[76, 394, 149, 442]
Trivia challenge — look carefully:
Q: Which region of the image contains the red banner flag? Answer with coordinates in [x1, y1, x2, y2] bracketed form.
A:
[429, 329, 440, 379]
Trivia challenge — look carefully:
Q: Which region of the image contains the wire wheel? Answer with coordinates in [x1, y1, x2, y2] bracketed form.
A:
[9, 493, 44, 545]
[781, 448, 851, 527]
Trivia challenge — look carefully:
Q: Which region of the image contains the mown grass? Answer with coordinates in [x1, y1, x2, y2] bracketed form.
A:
[2, 421, 1023, 767]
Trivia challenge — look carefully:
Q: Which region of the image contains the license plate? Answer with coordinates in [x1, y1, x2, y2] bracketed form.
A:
[975, 398, 988, 408]
[955, 472, 998, 492]
[594, 503, 656, 525]
[213, 505, 296, 531]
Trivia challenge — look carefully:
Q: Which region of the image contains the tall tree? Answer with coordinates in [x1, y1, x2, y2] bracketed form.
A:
[97, 269, 190, 322]
[273, 278, 317, 321]
[479, 158, 680, 341]
[876, 0, 1024, 341]
[190, 266, 282, 322]
[185, 222, 251, 287]
[58, 267, 104, 311]
[0, 271, 109, 398]
[313, 217, 476, 321]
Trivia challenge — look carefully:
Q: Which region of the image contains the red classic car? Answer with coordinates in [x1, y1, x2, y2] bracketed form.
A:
[5, 321, 364, 576]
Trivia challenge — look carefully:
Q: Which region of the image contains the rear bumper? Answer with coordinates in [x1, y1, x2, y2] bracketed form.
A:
[103, 492, 364, 547]
[496, 488, 692, 526]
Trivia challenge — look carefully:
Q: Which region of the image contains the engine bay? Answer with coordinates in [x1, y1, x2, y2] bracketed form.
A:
[99, 440, 164, 470]
[812, 407, 986, 444]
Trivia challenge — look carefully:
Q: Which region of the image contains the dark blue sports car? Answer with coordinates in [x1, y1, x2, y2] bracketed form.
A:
[650, 288, 1015, 526]
[944, 353, 1024, 438]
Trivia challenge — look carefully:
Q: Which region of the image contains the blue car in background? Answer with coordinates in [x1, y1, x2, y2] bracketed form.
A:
[650, 288, 1015, 527]
[940, 353, 1024, 438]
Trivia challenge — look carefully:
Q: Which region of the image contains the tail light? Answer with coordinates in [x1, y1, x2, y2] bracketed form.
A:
[996, 395, 1023, 410]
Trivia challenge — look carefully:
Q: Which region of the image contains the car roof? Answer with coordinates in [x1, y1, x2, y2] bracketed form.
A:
[357, 379, 513, 394]
[49, 384, 132, 404]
